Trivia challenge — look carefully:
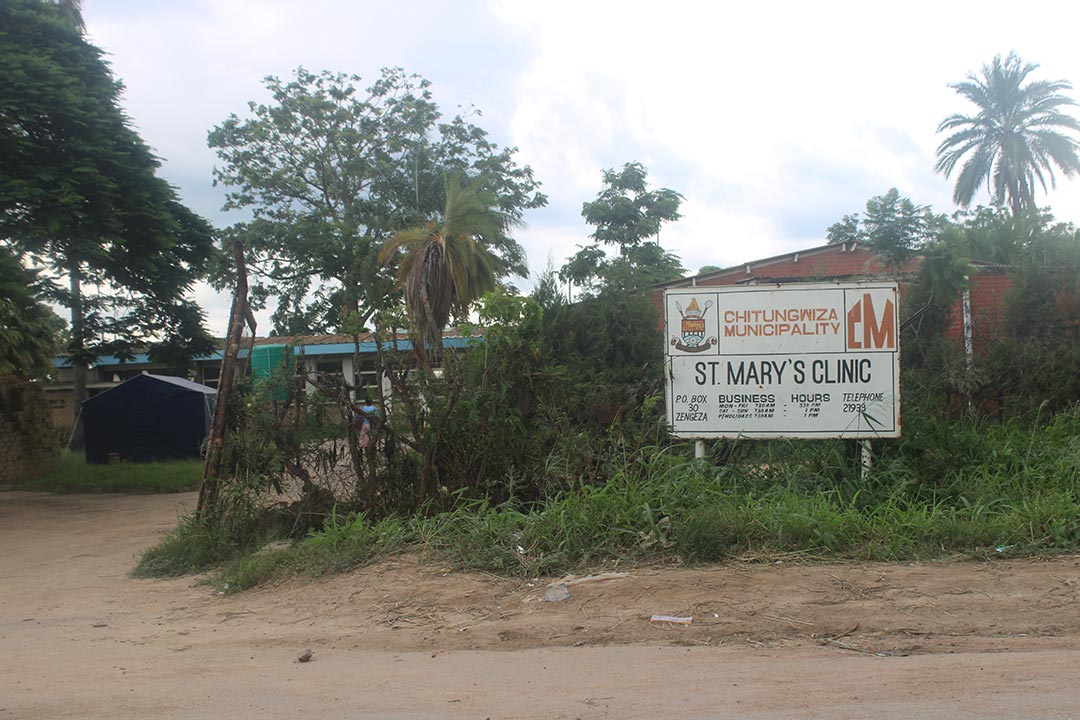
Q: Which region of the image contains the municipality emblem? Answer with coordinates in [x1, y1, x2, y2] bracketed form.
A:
[672, 297, 717, 353]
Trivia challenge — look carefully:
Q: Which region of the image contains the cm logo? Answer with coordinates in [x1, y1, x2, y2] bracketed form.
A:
[846, 290, 896, 351]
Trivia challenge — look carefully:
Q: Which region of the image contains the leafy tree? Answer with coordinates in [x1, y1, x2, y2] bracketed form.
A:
[901, 227, 970, 357]
[827, 189, 941, 267]
[0, 0, 215, 438]
[379, 175, 520, 365]
[936, 52, 1080, 216]
[561, 162, 685, 296]
[0, 247, 63, 376]
[558, 243, 607, 295]
[581, 162, 684, 246]
[825, 214, 861, 245]
[528, 262, 565, 311]
[208, 67, 545, 334]
[947, 206, 1037, 265]
[600, 243, 685, 293]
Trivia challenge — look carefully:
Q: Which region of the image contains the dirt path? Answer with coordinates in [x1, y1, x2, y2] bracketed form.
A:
[2, 490, 1079, 719]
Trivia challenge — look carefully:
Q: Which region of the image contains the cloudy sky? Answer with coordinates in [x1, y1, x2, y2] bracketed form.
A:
[82, 0, 1080, 335]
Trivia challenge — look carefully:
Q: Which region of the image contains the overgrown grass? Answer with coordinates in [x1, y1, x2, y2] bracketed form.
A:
[20, 452, 202, 494]
[131, 513, 257, 578]
[135, 405, 1080, 591]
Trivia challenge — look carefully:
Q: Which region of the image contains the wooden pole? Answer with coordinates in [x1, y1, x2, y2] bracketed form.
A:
[196, 240, 253, 520]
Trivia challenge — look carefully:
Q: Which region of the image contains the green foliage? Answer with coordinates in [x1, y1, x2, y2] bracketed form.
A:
[558, 243, 606, 291]
[430, 291, 560, 501]
[542, 291, 664, 387]
[826, 188, 942, 267]
[927, 209, 1080, 414]
[980, 338, 1080, 416]
[0, 0, 216, 367]
[143, 402, 1080, 587]
[581, 162, 684, 246]
[132, 511, 266, 578]
[217, 510, 412, 591]
[22, 452, 202, 493]
[209, 67, 545, 334]
[952, 206, 1030, 263]
[0, 247, 63, 376]
[900, 232, 970, 371]
[379, 174, 523, 355]
[157, 198, 1080, 587]
[596, 244, 687, 295]
[371, 287, 669, 508]
[528, 262, 565, 311]
[936, 52, 1080, 216]
[217, 369, 347, 509]
[562, 162, 685, 296]
[1000, 215, 1080, 339]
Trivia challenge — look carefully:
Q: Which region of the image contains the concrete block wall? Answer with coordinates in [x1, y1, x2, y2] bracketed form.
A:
[0, 375, 60, 485]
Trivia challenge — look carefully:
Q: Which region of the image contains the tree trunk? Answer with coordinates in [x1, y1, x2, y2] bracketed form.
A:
[197, 240, 251, 520]
[69, 262, 87, 450]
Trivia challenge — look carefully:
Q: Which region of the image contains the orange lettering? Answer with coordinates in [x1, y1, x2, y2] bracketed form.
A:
[862, 294, 895, 349]
[846, 299, 862, 349]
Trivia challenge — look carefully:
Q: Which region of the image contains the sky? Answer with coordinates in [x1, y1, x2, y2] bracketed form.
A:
[81, 0, 1080, 336]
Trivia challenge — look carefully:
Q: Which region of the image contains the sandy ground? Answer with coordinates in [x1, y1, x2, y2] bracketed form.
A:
[1, 490, 1079, 719]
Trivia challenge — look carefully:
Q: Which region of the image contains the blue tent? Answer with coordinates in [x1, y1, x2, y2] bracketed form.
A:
[82, 373, 216, 464]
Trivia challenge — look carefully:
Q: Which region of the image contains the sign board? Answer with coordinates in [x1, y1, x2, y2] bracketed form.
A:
[664, 282, 900, 439]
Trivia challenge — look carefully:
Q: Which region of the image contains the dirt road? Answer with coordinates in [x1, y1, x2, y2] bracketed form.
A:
[2, 490, 1079, 719]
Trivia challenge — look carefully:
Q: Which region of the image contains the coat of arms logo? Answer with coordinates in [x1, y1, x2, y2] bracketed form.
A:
[672, 297, 717, 353]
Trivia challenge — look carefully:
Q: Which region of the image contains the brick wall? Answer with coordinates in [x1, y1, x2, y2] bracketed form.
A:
[0, 375, 60, 485]
[943, 271, 1013, 358]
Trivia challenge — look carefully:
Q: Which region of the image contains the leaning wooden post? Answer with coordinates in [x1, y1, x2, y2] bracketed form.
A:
[196, 240, 253, 520]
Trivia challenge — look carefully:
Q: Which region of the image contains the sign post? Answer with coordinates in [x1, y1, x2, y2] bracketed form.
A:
[664, 282, 900, 439]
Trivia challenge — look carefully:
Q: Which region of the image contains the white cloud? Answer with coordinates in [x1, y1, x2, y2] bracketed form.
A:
[78, 0, 1080, 331]
[497, 0, 1080, 247]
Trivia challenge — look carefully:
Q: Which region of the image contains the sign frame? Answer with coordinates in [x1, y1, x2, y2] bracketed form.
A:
[664, 281, 900, 440]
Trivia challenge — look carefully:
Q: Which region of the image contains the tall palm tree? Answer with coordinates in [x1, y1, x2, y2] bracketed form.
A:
[936, 52, 1080, 216]
[379, 175, 521, 365]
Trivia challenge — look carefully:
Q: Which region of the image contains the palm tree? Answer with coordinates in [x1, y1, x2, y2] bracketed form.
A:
[936, 52, 1080, 217]
[379, 175, 521, 366]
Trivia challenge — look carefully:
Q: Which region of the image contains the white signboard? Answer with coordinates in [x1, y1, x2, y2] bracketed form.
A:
[665, 282, 900, 439]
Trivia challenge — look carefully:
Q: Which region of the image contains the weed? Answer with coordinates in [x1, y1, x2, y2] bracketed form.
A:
[132, 513, 255, 578]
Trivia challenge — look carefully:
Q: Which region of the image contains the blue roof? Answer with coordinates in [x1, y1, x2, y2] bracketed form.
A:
[281, 336, 474, 358]
[52, 336, 477, 368]
[53, 352, 152, 368]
